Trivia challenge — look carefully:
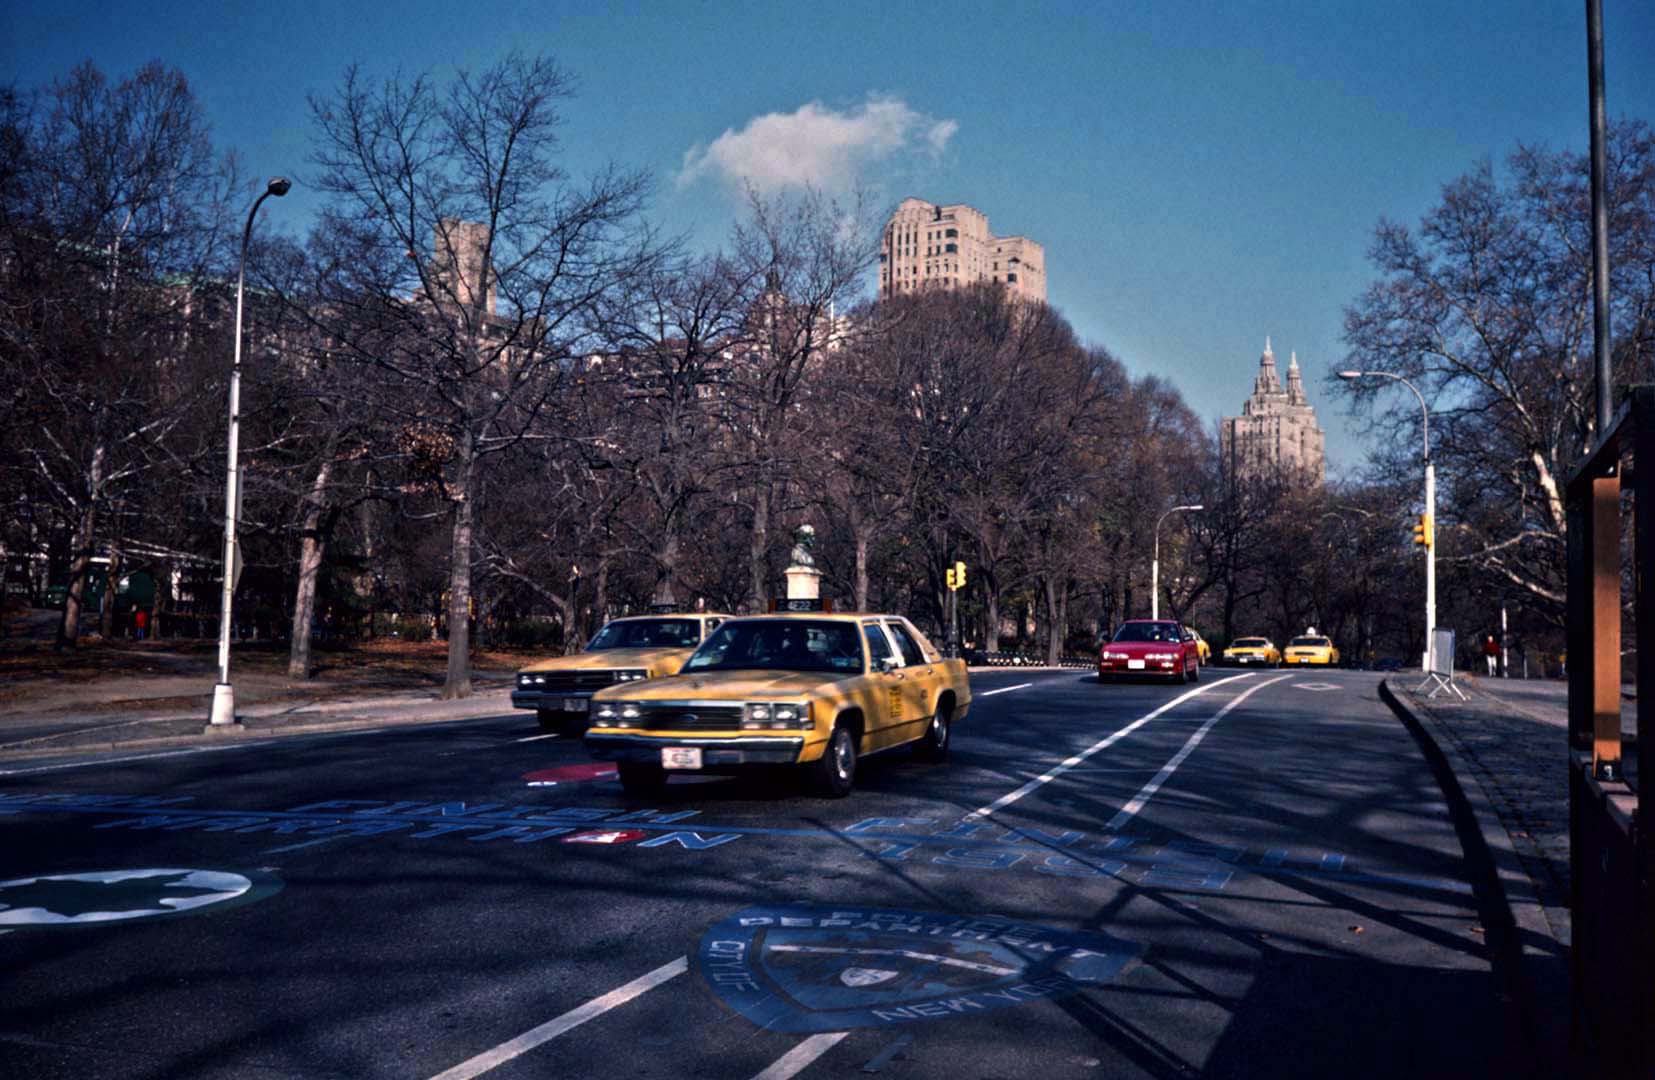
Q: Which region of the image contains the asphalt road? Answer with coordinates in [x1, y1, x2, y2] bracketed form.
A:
[0, 668, 1525, 1079]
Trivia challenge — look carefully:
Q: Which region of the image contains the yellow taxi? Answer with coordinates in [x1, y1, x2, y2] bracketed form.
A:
[1187, 627, 1212, 666]
[583, 612, 971, 797]
[512, 612, 730, 733]
[1283, 634, 1340, 666]
[1221, 636, 1281, 667]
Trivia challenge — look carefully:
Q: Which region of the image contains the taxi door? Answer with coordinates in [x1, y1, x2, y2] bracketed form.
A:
[882, 620, 938, 746]
[861, 621, 909, 751]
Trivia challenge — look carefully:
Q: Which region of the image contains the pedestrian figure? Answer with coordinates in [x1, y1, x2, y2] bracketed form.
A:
[1482, 634, 1498, 676]
[134, 609, 148, 642]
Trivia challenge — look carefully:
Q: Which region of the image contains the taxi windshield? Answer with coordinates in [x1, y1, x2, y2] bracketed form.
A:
[682, 619, 864, 674]
[587, 618, 700, 650]
[1290, 637, 1331, 647]
[1232, 638, 1269, 648]
[1111, 622, 1182, 643]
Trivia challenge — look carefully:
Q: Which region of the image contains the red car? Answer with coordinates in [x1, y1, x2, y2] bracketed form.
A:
[1098, 620, 1202, 683]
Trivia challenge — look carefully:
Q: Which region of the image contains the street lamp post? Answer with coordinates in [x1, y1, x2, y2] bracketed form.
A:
[1339, 369, 1433, 671]
[209, 177, 291, 728]
[1152, 504, 1204, 621]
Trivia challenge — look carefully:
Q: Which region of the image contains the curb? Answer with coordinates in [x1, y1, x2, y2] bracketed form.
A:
[1379, 678, 1567, 1079]
[0, 692, 521, 762]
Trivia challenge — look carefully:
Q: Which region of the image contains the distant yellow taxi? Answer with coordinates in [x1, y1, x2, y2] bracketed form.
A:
[1283, 635, 1340, 666]
[1221, 637, 1281, 667]
[1187, 627, 1212, 666]
[512, 612, 730, 733]
[584, 612, 972, 797]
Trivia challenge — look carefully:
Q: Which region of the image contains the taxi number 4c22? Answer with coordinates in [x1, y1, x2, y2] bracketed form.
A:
[663, 747, 703, 770]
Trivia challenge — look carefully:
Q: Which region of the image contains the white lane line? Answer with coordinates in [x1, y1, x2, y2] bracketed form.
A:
[752, 1032, 850, 1080]
[978, 682, 1033, 697]
[512, 732, 561, 743]
[427, 956, 688, 1080]
[963, 674, 1255, 821]
[1105, 674, 1292, 831]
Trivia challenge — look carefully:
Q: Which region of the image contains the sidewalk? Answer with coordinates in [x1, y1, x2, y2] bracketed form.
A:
[0, 679, 519, 760]
[1381, 672, 1572, 1079]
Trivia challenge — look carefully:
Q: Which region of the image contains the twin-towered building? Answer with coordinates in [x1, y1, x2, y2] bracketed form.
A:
[879, 197, 1046, 303]
[1221, 338, 1325, 486]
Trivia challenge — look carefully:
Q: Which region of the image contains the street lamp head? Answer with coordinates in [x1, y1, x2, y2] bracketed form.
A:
[266, 177, 292, 197]
[1337, 370, 1365, 380]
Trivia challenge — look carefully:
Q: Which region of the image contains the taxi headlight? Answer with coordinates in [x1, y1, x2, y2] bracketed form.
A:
[592, 703, 619, 728]
[613, 669, 649, 682]
[742, 701, 811, 730]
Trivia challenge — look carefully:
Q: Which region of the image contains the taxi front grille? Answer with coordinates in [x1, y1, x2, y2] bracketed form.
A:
[519, 671, 617, 694]
[632, 704, 746, 730]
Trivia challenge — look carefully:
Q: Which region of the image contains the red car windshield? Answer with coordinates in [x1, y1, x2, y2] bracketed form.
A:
[1111, 622, 1183, 644]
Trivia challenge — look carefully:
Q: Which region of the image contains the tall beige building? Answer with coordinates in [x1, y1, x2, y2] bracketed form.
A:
[1221, 339, 1325, 486]
[878, 197, 1046, 303]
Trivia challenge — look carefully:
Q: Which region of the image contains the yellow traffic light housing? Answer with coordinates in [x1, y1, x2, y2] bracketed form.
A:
[952, 561, 966, 590]
[945, 567, 957, 590]
[1412, 514, 1433, 548]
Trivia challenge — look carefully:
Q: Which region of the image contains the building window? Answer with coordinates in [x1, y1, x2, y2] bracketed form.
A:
[945, 228, 958, 238]
[1007, 273, 1018, 283]
[945, 243, 957, 253]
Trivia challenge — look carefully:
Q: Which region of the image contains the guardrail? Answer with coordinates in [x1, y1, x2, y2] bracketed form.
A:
[1565, 385, 1651, 1075]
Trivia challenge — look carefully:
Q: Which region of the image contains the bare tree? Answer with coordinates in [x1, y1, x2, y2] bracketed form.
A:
[725, 187, 878, 611]
[0, 62, 236, 647]
[1340, 123, 1655, 618]
[305, 54, 657, 697]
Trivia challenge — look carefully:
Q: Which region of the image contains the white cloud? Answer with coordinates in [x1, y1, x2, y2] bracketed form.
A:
[678, 96, 958, 195]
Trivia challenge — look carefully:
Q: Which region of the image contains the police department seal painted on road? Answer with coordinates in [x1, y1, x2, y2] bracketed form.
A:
[0, 868, 281, 928]
[698, 904, 1140, 1032]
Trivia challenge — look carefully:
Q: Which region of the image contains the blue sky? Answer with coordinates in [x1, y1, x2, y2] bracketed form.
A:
[5, 0, 1652, 474]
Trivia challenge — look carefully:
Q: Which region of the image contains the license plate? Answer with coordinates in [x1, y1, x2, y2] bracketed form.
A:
[563, 698, 588, 713]
[662, 747, 702, 770]
[1127, 660, 1146, 670]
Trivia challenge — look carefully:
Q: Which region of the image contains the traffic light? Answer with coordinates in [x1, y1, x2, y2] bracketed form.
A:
[1412, 514, 1433, 548]
[946, 561, 967, 591]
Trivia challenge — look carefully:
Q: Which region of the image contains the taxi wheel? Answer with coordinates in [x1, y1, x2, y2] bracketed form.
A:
[617, 761, 667, 795]
[915, 703, 952, 763]
[1189, 658, 1200, 683]
[807, 722, 858, 798]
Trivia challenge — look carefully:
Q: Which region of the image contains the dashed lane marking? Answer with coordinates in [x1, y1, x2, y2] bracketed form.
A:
[1106, 674, 1292, 831]
[426, 956, 689, 1080]
[962, 674, 1255, 821]
[753, 1032, 850, 1080]
[978, 683, 1033, 697]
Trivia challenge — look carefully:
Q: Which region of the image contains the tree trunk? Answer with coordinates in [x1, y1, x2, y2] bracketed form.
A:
[57, 445, 105, 650]
[288, 460, 333, 678]
[652, 533, 680, 606]
[854, 528, 870, 613]
[1044, 576, 1063, 666]
[441, 435, 476, 700]
[986, 588, 1001, 652]
[100, 545, 121, 639]
[592, 559, 610, 644]
[748, 481, 770, 613]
